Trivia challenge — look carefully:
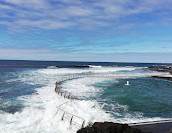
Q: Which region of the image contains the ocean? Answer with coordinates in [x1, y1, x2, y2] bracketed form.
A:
[0, 60, 172, 133]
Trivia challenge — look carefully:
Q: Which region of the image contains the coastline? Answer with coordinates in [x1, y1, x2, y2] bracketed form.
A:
[149, 65, 172, 81]
[77, 65, 172, 133]
[1, 61, 172, 133]
[77, 121, 172, 133]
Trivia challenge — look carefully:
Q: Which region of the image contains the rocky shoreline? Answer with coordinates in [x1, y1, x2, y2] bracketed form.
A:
[77, 122, 151, 133]
[76, 65, 172, 133]
[149, 65, 172, 81]
[149, 65, 172, 74]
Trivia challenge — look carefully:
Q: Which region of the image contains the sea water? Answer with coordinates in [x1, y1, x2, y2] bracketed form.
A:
[0, 60, 171, 133]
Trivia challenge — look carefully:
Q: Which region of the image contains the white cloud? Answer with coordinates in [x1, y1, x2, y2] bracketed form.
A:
[3, 0, 47, 9]
[1, 47, 172, 63]
[0, 0, 172, 32]
[15, 19, 75, 29]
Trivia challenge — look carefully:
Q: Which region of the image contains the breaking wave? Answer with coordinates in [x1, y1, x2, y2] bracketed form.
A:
[47, 66, 58, 69]
[0, 65, 171, 133]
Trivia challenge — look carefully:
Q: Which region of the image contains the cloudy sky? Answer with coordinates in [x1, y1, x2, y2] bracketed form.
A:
[0, 0, 172, 63]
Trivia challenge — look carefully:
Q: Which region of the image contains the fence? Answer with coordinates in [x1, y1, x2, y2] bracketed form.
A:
[54, 76, 84, 100]
[54, 75, 172, 131]
[129, 119, 172, 126]
[54, 76, 86, 129]
[55, 107, 85, 129]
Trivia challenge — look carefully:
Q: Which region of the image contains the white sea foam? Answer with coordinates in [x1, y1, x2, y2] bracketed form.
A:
[0, 85, 113, 133]
[88, 65, 102, 68]
[47, 66, 58, 69]
[38, 66, 138, 75]
[5, 79, 19, 83]
[62, 77, 106, 97]
[0, 66, 169, 133]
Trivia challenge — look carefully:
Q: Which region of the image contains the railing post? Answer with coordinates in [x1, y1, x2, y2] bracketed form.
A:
[70, 116, 73, 124]
[68, 95, 70, 99]
[82, 120, 85, 128]
[55, 81, 58, 93]
[55, 77, 76, 100]
[61, 112, 65, 120]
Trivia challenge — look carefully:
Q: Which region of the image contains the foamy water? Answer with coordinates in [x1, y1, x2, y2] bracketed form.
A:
[0, 66, 171, 133]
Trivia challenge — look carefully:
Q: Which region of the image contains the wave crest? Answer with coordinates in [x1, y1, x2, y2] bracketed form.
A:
[47, 66, 58, 69]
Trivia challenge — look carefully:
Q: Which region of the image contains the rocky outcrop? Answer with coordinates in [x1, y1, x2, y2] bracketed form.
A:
[77, 122, 151, 133]
[151, 76, 172, 81]
[149, 65, 172, 81]
[169, 128, 172, 133]
[149, 65, 172, 74]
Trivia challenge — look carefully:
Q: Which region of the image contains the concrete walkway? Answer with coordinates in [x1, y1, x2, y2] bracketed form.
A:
[130, 120, 172, 133]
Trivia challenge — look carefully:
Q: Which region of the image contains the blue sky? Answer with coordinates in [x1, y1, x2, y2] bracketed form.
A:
[0, 0, 172, 63]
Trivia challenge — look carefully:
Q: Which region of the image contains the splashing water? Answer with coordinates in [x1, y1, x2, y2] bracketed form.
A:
[0, 61, 172, 133]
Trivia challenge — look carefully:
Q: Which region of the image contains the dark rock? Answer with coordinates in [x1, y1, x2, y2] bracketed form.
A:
[151, 76, 172, 81]
[77, 122, 150, 133]
[149, 65, 172, 81]
[169, 128, 172, 133]
[149, 65, 172, 73]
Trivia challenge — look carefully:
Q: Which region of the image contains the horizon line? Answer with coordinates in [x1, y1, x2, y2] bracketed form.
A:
[0, 59, 171, 64]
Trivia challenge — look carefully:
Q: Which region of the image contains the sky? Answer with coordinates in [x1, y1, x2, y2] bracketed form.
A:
[0, 0, 172, 63]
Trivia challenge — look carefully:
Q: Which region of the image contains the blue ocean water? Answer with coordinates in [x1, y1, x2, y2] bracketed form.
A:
[93, 78, 172, 119]
[0, 60, 171, 132]
[0, 68, 43, 113]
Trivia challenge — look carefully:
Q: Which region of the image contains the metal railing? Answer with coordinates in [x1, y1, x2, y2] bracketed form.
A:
[55, 108, 85, 129]
[129, 119, 172, 126]
[54, 75, 172, 130]
[54, 76, 86, 129]
[54, 101, 85, 129]
[54, 76, 84, 100]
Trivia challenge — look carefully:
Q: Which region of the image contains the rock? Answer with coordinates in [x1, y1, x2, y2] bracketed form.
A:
[77, 122, 150, 133]
[169, 128, 172, 133]
[151, 76, 172, 81]
[149, 65, 172, 74]
[149, 65, 172, 81]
